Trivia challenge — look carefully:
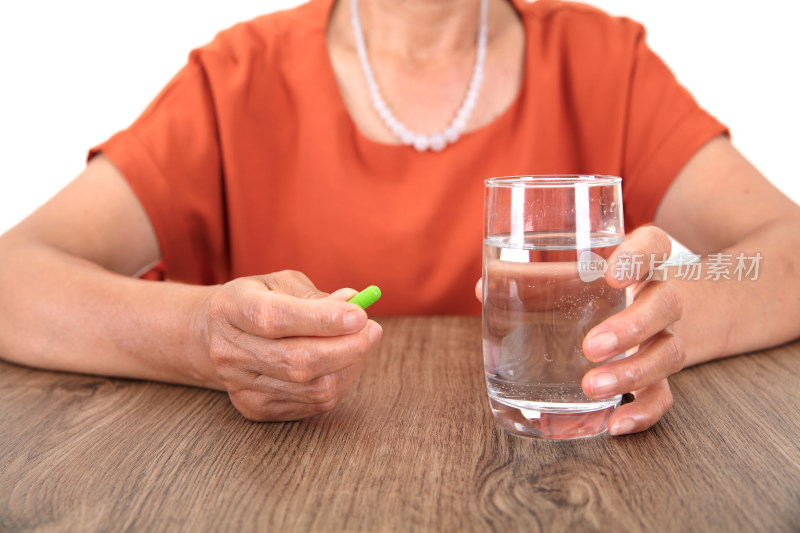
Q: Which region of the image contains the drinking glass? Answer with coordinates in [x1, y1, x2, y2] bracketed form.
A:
[482, 175, 625, 439]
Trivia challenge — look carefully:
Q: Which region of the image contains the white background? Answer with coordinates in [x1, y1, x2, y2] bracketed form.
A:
[1, 0, 798, 235]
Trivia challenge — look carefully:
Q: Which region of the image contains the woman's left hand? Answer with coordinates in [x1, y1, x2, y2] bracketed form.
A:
[580, 226, 686, 435]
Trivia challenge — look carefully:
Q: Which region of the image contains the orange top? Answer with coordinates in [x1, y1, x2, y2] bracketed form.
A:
[90, 0, 727, 316]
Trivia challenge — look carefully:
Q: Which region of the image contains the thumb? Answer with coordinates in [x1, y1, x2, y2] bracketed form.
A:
[328, 288, 360, 302]
[475, 278, 483, 304]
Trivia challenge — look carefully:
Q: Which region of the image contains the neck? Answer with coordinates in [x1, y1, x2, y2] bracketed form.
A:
[325, 0, 525, 146]
[350, 0, 484, 61]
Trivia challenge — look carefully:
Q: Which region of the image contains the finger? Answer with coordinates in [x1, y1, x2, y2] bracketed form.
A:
[229, 391, 340, 421]
[481, 260, 617, 345]
[583, 281, 682, 361]
[227, 363, 366, 421]
[230, 320, 382, 382]
[255, 270, 330, 299]
[582, 330, 685, 399]
[605, 226, 672, 288]
[230, 282, 369, 338]
[475, 278, 483, 304]
[293, 360, 365, 405]
[253, 359, 366, 405]
[607, 379, 674, 435]
[483, 257, 591, 312]
[329, 288, 359, 301]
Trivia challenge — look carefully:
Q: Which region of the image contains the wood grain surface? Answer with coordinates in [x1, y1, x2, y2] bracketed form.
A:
[1, 316, 799, 532]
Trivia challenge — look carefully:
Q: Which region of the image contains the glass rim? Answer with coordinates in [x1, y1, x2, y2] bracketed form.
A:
[485, 175, 621, 188]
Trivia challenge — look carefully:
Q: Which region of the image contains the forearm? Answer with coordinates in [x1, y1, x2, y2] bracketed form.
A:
[670, 218, 800, 366]
[0, 239, 221, 389]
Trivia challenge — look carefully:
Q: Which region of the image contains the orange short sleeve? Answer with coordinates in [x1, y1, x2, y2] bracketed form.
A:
[89, 52, 228, 284]
[620, 26, 728, 228]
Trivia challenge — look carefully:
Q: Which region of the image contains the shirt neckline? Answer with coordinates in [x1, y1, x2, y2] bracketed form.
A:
[315, 0, 529, 158]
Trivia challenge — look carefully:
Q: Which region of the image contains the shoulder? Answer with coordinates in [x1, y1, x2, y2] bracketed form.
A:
[189, 1, 328, 68]
[515, 0, 644, 47]
[514, 0, 648, 81]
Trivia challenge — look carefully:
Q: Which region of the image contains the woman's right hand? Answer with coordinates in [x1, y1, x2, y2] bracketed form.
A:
[203, 270, 382, 421]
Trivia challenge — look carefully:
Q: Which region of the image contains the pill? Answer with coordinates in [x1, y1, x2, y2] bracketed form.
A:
[347, 285, 381, 309]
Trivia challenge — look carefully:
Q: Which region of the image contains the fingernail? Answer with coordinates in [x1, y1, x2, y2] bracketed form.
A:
[588, 331, 618, 357]
[590, 372, 618, 396]
[344, 310, 365, 332]
[610, 418, 635, 435]
[368, 322, 383, 343]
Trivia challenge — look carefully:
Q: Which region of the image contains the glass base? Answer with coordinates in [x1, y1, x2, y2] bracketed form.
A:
[489, 396, 619, 440]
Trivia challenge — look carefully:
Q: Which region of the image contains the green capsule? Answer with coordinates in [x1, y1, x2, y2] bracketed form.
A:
[347, 285, 381, 309]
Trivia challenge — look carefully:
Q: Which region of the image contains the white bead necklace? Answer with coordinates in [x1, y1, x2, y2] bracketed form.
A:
[350, 0, 489, 152]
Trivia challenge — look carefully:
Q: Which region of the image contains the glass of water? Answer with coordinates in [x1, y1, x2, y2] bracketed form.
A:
[482, 175, 625, 439]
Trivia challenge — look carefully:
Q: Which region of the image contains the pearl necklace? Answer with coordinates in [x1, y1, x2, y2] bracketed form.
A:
[350, 0, 489, 152]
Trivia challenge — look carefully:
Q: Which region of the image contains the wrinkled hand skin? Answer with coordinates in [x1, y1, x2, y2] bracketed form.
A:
[204, 270, 382, 421]
[476, 226, 685, 436]
[578, 226, 685, 435]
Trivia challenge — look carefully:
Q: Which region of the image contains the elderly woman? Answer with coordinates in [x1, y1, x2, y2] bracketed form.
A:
[0, 0, 798, 433]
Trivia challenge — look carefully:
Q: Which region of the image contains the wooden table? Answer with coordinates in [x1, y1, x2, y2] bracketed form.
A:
[1, 317, 799, 532]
